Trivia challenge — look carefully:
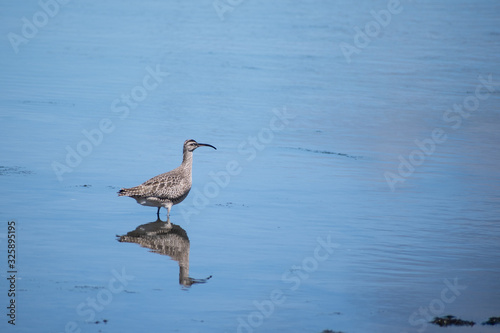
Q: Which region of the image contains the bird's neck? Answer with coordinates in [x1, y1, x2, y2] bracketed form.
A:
[181, 150, 193, 170]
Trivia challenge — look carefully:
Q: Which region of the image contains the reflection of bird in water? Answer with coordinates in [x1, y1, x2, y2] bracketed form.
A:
[117, 219, 211, 287]
[118, 139, 216, 222]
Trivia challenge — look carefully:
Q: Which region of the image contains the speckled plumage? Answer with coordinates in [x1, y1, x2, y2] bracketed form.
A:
[118, 139, 216, 221]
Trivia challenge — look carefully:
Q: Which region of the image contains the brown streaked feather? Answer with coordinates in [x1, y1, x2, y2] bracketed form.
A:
[118, 169, 190, 200]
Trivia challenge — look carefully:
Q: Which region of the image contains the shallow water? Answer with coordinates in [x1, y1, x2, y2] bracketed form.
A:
[1, 0, 500, 332]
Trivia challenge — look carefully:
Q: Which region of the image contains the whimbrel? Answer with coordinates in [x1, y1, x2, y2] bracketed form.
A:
[118, 139, 216, 221]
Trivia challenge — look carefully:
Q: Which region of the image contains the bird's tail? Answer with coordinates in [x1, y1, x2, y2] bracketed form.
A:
[118, 188, 135, 196]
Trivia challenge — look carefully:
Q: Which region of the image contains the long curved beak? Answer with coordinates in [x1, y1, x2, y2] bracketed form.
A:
[197, 143, 217, 150]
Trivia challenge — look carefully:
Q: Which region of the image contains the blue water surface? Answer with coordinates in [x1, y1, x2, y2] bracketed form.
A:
[1, 1, 500, 332]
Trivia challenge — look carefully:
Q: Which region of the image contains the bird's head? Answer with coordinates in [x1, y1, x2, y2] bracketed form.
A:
[184, 139, 217, 152]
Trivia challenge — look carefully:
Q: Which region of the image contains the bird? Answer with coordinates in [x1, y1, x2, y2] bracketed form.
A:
[118, 139, 216, 222]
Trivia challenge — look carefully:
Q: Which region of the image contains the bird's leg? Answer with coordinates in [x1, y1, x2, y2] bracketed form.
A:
[166, 207, 172, 227]
[156, 207, 161, 220]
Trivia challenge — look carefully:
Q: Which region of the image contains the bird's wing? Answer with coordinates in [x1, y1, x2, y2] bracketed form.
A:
[140, 172, 189, 199]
